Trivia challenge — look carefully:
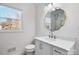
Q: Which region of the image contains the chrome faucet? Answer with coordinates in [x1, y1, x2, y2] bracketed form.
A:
[49, 32, 56, 39]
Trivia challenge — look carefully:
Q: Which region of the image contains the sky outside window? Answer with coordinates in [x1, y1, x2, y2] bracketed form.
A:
[0, 5, 21, 22]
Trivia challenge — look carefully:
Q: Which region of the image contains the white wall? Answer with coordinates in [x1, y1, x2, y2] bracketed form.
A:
[0, 3, 36, 55]
[36, 3, 79, 55]
[35, 3, 48, 36]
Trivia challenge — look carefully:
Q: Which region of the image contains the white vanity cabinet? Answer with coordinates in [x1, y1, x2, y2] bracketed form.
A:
[35, 37, 75, 55]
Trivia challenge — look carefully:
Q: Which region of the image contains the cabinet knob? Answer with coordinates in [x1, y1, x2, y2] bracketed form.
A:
[39, 43, 43, 49]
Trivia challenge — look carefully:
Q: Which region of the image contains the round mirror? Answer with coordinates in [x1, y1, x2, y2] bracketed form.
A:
[44, 7, 66, 32]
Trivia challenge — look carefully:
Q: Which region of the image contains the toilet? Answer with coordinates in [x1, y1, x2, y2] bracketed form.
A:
[25, 44, 35, 55]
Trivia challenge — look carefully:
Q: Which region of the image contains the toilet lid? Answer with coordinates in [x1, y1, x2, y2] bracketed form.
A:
[25, 44, 35, 49]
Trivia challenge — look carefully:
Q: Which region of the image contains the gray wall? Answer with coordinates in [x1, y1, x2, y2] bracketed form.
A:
[35, 3, 79, 55]
[0, 3, 36, 55]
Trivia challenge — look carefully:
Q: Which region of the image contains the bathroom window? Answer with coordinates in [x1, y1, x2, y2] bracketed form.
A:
[0, 5, 22, 32]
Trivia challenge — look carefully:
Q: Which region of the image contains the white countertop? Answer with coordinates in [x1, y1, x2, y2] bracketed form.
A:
[35, 36, 75, 51]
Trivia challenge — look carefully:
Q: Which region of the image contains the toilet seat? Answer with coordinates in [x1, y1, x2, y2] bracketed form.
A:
[25, 44, 35, 49]
[25, 44, 35, 52]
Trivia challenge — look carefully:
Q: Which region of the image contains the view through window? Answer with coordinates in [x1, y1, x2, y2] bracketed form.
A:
[0, 5, 22, 31]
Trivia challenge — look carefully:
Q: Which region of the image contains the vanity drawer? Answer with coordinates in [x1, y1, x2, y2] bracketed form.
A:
[53, 46, 68, 55]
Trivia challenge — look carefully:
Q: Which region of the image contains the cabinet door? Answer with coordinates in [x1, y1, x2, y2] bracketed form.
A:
[35, 40, 53, 55]
[35, 40, 42, 55]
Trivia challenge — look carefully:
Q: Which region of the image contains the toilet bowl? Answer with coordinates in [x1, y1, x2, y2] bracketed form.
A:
[25, 44, 35, 55]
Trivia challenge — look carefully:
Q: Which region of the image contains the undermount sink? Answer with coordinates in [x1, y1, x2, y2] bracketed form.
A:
[38, 36, 59, 42]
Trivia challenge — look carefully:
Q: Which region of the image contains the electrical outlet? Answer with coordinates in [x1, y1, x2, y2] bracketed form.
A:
[8, 47, 16, 52]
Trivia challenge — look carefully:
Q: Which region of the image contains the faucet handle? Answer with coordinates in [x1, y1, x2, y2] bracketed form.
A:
[54, 35, 56, 39]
